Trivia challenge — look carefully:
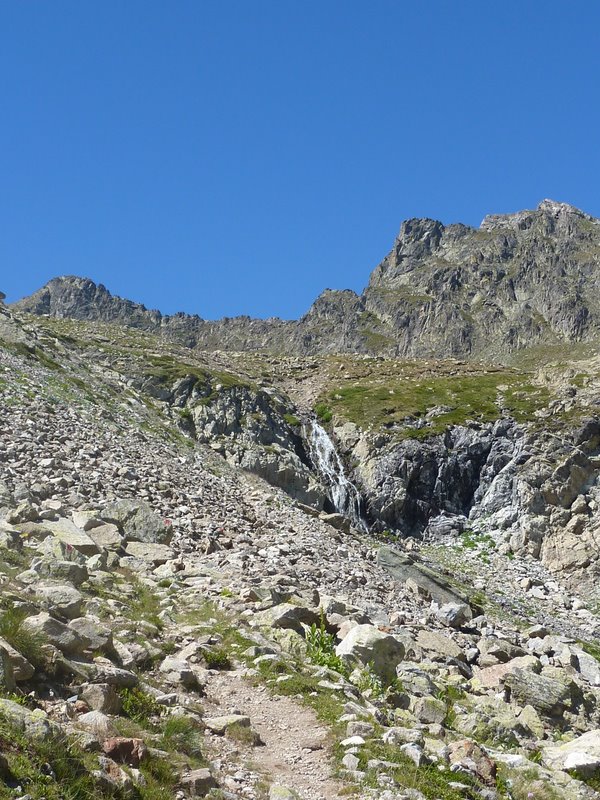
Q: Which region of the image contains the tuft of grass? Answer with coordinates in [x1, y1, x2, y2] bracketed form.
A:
[159, 715, 205, 761]
[203, 647, 232, 670]
[314, 402, 333, 424]
[0, 603, 48, 671]
[118, 687, 161, 726]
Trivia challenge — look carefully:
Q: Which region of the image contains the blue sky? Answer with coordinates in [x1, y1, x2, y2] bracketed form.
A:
[1, 1, 599, 319]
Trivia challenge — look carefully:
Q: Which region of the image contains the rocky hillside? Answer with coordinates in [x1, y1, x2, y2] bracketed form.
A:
[14, 200, 600, 360]
[3, 298, 600, 798]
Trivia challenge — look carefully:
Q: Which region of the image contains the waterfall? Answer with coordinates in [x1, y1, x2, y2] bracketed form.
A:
[306, 421, 368, 532]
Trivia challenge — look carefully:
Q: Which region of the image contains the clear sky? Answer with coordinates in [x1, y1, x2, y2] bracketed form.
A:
[1, 1, 599, 319]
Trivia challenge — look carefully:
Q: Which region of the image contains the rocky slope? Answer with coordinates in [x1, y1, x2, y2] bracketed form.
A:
[3, 300, 600, 798]
[13, 199, 600, 360]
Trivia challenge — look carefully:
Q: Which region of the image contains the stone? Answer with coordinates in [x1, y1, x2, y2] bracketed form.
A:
[46, 519, 100, 555]
[124, 541, 174, 564]
[204, 714, 251, 735]
[102, 737, 148, 766]
[336, 624, 404, 684]
[88, 523, 123, 550]
[32, 559, 89, 587]
[0, 636, 35, 681]
[504, 669, 575, 717]
[382, 727, 424, 746]
[416, 629, 464, 661]
[411, 696, 446, 725]
[101, 499, 172, 544]
[268, 786, 299, 800]
[76, 710, 116, 737]
[22, 612, 90, 656]
[0, 645, 16, 693]
[80, 683, 121, 714]
[69, 617, 115, 654]
[180, 768, 217, 797]
[0, 698, 57, 738]
[474, 655, 541, 689]
[251, 603, 321, 636]
[435, 602, 472, 629]
[448, 739, 496, 783]
[378, 546, 471, 607]
[543, 730, 600, 777]
[35, 583, 85, 619]
[159, 656, 199, 688]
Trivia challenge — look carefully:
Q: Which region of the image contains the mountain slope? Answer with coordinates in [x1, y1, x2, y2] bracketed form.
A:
[14, 199, 600, 360]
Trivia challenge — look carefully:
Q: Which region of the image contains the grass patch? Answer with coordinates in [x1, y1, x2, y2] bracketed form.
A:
[0, 603, 48, 670]
[320, 367, 552, 436]
[159, 715, 205, 761]
[358, 740, 480, 799]
[118, 687, 162, 726]
[203, 647, 232, 670]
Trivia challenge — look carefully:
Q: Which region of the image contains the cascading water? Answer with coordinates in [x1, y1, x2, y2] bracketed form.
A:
[306, 421, 368, 531]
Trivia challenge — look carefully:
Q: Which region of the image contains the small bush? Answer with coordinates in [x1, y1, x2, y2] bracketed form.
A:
[314, 402, 333, 424]
[203, 647, 232, 670]
[119, 687, 161, 725]
[305, 617, 348, 677]
[354, 663, 384, 698]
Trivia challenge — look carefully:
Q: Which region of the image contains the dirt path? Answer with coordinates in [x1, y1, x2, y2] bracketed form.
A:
[204, 668, 345, 800]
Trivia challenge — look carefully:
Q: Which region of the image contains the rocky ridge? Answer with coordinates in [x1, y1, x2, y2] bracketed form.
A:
[13, 200, 600, 360]
[2, 301, 600, 798]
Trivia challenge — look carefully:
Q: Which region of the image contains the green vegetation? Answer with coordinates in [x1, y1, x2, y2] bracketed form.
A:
[283, 413, 301, 427]
[319, 366, 552, 437]
[203, 646, 232, 670]
[305, 617, 349, 677]
[314, 402, 333, 424]
[159, 715, 205, 760]
[0, 602, 48, 670]
[354, 663, 384, 697]
[118, 687, 162, 726]
[0, 712, 127, 800]
[357, 740, 480, 799]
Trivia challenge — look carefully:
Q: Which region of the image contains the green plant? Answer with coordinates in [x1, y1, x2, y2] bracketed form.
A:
[159, 715, 205, 760]
[203, 647, 232, 670]
[0, 603, 48, 670]
[354, 663, 384, 698]
[305, 616, 349, 677]
[314, 402, 333, 424]
[118, 687, 161, 726]
[283, 413, 301, 427]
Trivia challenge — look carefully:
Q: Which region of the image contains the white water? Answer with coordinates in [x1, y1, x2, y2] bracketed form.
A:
[306, 421, 368, 531]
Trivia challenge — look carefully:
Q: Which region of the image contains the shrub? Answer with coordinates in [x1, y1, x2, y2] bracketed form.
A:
[203, 647, 232, 670]
[119, 687, 161, 725]
[305, 617, 348, 677]
[160, 715, 204, 759]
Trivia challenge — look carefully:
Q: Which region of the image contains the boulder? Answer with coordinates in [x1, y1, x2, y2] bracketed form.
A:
[0, 636, 34, 681]
[251, 603, 321, 636]
[204, 714, 251, 735]
[46, 520, 100, 556]
[435, 602, 472, 629]
[180, 768, 217, 797]
[124, 541, 174, 565]
[416, 629, 464, 661]
[69, 617, 115, 655]
[80, 683, 121, 714]
[543, 730, 600, 777]
[474, 655, 541, 689]
[87, 523, 123, 551]
[0, 645, 16, 692]
[35, 583, 85, 620]
[22, 613, 90, 657]
[335, 624, 405, 684]
[101, 500, 172, 544]
[504, 669, 575, 718]
[102, 737, 147, 766]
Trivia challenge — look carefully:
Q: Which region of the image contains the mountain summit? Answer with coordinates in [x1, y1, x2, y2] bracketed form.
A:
[14, 200, 600, 359]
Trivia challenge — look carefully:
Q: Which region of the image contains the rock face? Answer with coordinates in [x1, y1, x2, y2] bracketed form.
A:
[14, 200, 600, 360]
